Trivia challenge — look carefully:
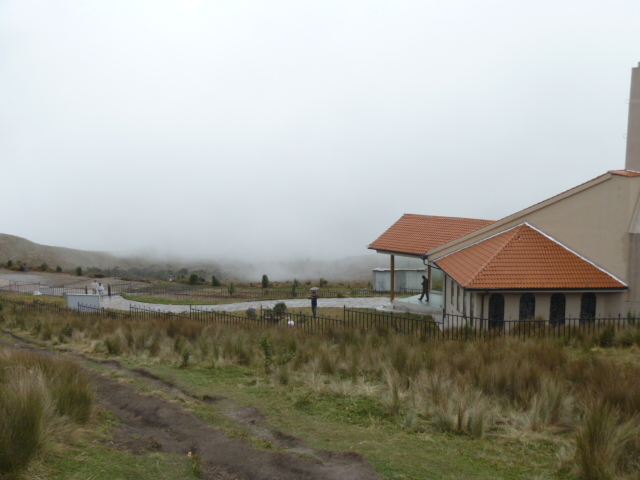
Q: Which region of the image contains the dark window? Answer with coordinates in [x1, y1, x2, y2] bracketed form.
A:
[450, 278, 454, 304]
[470, 293, 475, 319]
[549, 293, 566, 326]
[488, 294, 505, 328]
[580, 293, 597, 323]
[519, 293, 535, 320]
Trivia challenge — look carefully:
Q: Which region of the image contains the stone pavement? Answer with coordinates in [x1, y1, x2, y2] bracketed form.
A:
[100, 295, 392, 313]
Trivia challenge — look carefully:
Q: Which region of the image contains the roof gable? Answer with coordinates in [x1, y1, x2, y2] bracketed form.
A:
[368, 214, 495, 256]
[435, 224, 626, 290]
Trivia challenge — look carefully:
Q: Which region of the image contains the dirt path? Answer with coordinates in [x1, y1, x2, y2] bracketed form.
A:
[0, 332, 380, 480]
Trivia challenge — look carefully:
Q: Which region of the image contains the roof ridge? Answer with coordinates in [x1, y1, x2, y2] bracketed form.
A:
[402, 213, 495, 222]
[465, 226, 523, 287]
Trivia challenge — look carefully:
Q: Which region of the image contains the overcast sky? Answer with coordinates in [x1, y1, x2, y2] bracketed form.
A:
[1, 0, 639, 262]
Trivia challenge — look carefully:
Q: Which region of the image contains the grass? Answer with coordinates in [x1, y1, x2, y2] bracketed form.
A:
[7, 300, 640, 478]
[0, 344, 95, 476]
[123, 294, 227, 305]
[43, 446, 203, 480]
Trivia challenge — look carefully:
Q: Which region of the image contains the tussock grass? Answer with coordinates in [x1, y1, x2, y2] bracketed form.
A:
[7, 303, 640, 477]
[0, 345, 95, 475]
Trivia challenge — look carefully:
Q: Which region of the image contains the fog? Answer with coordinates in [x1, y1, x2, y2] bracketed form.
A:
[1, 1, 639, 264]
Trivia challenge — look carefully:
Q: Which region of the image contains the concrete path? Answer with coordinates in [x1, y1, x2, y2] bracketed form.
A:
[100, 295, 392, 313]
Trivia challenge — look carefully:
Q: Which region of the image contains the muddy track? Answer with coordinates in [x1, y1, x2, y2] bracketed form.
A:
[0, 331, 380, 480]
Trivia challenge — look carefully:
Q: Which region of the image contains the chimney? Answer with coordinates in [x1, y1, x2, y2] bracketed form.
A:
[625, 63, 640, 171]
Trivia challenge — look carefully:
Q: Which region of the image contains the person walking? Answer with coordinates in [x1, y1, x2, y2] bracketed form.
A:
[310, 291, 318, 317]
[419, 275, 429, 302]
[97, 283, 105, 297]
[90, 280, 99, 295]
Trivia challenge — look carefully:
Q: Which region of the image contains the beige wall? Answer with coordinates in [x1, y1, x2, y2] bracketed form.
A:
[445, 274, 624, 319]
[433, 174, 640, 290]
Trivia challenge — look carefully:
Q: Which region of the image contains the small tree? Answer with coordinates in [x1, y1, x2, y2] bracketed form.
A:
[40, 262, 48, 271]
[211, 275, 221, 287]
[262, 274, 269, 288]
[56, 266, 62, 272]
[76, 266, 83, 276]
[228, 282, 236, 295]
[246, 307, 257, 321]
[189, 273, 199, 285]
[6, 260, 12, 268]
[319, 278, 328, 287]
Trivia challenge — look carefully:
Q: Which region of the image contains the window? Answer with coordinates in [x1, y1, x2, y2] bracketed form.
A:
[450, 278, 454, 304]
[580, 293, 597, 323]
[519, 293, 535, 320]
[549, 293, 566, 326]
[488, 294, 505, 328]
[470, 293, 475, 319]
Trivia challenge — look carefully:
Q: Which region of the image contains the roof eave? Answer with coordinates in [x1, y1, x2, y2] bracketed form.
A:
[368, 247, 425, 258]
[461, 287, 628, 292]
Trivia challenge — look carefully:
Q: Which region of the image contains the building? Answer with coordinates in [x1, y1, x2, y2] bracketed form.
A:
[368, 63, 640, 323]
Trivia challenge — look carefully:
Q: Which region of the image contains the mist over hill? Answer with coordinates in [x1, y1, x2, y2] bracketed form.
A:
[0, 233, 422, 282]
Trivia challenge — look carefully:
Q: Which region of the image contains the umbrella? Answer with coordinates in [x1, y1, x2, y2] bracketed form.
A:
[310, 287, 320, 291]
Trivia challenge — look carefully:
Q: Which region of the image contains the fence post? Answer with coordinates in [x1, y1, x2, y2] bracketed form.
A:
[108, 284, 111, 297]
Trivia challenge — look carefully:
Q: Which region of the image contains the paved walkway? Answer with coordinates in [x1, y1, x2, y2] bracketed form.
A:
[100, 295, 392, 313]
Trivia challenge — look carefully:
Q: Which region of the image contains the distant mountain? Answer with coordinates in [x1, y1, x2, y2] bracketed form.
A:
[0, 233, 405, 281]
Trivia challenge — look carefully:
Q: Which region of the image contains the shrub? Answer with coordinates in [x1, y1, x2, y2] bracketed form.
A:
[211, 275, 221, 287]
[319, 278, 328, 287]
[181, 347, 192, 368]
[189, 273, 199, 285]
[262, 274, 269, 288]
[56, 266, 62, 272]
[260, 336, 273, 373]
[273, 302, 287, 318]
[246, 308, 257, 321]
[6, 260, 12, 268]
[228, 282, 236, 295]
[40, 262, 48, 271]
[75, 266, 82, 276]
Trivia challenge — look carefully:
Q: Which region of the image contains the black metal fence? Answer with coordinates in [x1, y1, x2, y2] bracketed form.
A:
[344, 308, 440, 335]
[437, 314, 637, 340]
[3, 295, 639, 342]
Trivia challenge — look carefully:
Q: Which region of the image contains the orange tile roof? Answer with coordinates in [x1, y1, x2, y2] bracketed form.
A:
[609, 170, 640, 177]
[368, 214, 495, 256]
[435, 224, 626, 290]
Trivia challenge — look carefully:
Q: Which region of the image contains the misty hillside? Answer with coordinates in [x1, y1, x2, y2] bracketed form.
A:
[0, 233, 413, 281]
[0, 233, 120, 270]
